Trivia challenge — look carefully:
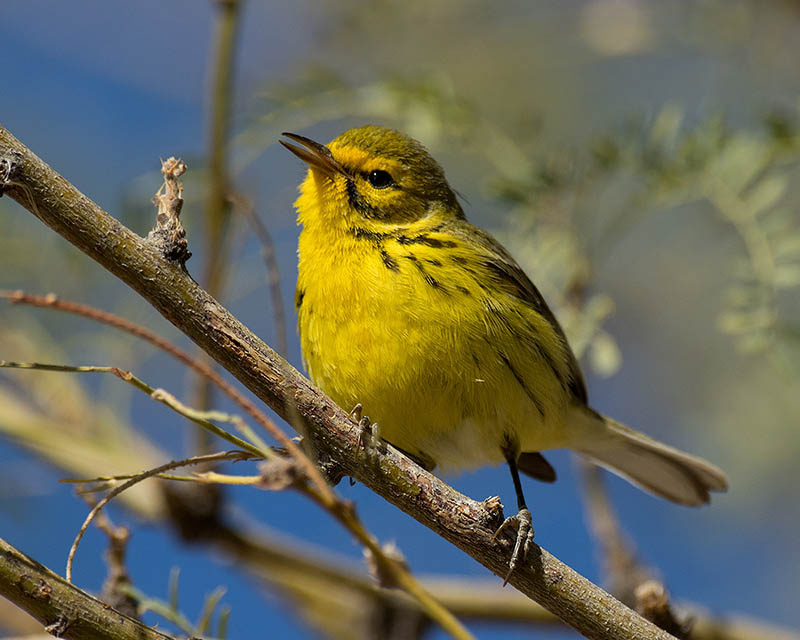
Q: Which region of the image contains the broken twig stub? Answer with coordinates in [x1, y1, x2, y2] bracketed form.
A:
[147, 156, 191, 264]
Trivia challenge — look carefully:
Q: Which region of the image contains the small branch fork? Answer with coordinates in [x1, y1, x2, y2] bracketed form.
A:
[0, 122, 679, 640]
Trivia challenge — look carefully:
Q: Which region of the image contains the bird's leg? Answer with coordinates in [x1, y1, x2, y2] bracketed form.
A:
[492, 453, 534, 585]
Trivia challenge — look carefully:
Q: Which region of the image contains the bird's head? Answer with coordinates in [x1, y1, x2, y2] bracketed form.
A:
[282, 125, 462, 231]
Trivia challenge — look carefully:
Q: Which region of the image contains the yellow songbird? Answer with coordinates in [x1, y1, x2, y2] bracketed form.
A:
[282, 125, 728, 577]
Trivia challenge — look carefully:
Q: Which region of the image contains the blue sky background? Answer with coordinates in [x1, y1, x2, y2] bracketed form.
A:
[1, 2, 799, 639]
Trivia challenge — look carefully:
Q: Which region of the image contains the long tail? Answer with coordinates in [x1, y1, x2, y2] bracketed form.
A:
[571, 408, 729, 506]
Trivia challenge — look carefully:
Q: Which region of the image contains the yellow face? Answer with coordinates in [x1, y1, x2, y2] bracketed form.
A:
[283, 125, 463, 229]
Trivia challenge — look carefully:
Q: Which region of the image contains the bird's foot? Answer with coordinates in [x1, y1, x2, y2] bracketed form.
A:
[491, 507, 534, 585]
[350, 403, 381, 459]
[348, 403, 363, 423]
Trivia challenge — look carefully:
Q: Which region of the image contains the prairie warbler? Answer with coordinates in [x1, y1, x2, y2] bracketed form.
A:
[282, 126, 728, 577]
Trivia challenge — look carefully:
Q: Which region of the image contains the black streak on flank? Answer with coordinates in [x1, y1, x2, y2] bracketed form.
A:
[484, 296, 566, 393]
[500, 352, 545, 418]
[568, 374, 586, 403]
[295, 288, 305, 310]
[425, 274, 446, 291]
[456, 285, 471, 296]
[483, 258, 550, 315]
[534, 340, 567, 393]
[351, 227, 388, 244]
[482, 255, 589, 404]
[380, 249, 400, 272]
[397, 234, 457, 249]
[406, 255, 449, 294]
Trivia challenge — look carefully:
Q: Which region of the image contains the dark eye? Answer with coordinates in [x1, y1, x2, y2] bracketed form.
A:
[366, 169, 394, 189]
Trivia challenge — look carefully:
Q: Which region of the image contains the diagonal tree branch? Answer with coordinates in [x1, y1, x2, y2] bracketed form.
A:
[0, 122, 676, 640]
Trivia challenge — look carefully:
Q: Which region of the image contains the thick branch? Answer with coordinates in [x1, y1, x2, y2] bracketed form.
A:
[0, 536, 172, 640]
[0, 123, 675, 640]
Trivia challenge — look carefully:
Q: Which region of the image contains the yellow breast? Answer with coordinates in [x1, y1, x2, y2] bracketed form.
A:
[296, 217, 572, 470]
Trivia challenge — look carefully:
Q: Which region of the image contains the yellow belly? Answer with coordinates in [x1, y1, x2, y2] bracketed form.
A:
[296, 229, 571, 471]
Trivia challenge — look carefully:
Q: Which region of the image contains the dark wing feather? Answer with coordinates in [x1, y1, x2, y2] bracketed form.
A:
[445, 221, 588, 404]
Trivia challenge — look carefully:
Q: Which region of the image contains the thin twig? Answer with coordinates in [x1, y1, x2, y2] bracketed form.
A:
[203, 0, 240, 299]
[63, 473, 208, 485]
[120, 584, 195, 635]
[0, 290, 330, 497]
[193, 471, 262, 485]
[66, 451, 244, 582]
[0, 361, 265, 458]
[190, 0, 243, 444]
[196, 586, 227, 636]
[229, 191, 288, 356]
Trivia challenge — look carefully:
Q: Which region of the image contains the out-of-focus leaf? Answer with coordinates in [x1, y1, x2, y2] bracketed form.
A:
[746, 175, 788, 216]
[707, 137, 767, 189]
[588, 332, 622, 378]
[774, 264, 800, 288]
[718, 308, 776, 335]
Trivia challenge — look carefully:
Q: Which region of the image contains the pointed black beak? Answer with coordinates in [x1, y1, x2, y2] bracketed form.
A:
[280, 132, 345, 179]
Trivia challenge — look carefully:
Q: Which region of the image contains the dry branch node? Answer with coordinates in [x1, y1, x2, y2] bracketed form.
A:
[0, 154, 17, 196]
[365, 541, 408, 589]
[44, 614, 71, 636]
[635, 580, 691, 639]
[313, 446, 346, 486]
[148, 156, 191, 264]
[0, 151, 24, 197]
[480, 495, 505, 528]
[258, 456, 305, 491]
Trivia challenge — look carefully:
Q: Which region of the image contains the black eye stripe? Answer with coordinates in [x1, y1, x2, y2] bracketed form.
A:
[346, 178, 388, 220]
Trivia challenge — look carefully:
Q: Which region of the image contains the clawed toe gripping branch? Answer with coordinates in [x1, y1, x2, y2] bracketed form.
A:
[492, 507, 535, 586]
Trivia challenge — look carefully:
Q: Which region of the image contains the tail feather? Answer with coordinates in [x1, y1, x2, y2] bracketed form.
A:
[518, 451, 557, 483]
[572, 410, 728, 506]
